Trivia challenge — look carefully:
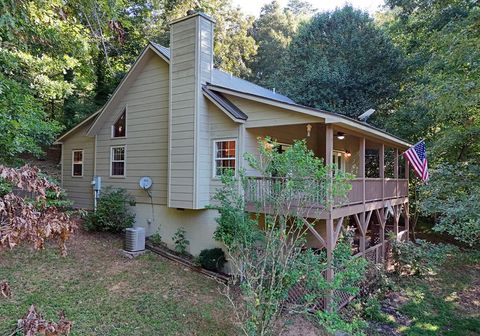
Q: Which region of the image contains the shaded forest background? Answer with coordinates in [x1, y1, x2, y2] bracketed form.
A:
[0, 0, 478, 246]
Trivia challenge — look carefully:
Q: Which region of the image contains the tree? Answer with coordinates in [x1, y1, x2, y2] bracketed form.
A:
[0, 165, 77, 255]
[380, 0, 479, 245]
[249, 1, 314, 89]
[0, 74, 62, 164]
[277, 6, 403, 117]
[159, 0, 257, 77]
[211, 140, 366, 335]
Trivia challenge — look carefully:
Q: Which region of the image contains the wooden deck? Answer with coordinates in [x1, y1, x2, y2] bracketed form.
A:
[244, 177, 409, 219]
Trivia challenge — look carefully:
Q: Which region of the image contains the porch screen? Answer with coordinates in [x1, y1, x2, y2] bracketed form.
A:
[214, 140, 236, 177]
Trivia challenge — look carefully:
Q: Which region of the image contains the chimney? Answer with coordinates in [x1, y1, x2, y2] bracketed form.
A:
[168, 11, 215, 209]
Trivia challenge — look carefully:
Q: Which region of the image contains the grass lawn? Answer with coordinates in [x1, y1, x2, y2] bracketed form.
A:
[372, 251, 480, 335]
[0, 231, 237, 336]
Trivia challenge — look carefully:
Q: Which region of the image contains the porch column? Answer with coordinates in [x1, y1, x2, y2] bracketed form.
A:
[325, 125, 334, 311]
[359, 138, 366, 203]
[325, 125, 334, 279]
[405, 159, 410, 241]
[394, 148, 399, 198]
[405, 203, 410, 242]
[380, 144, 385, 201]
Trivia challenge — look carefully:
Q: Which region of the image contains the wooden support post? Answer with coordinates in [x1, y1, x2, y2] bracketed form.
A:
[375, 209, 386, 261]
[394, 205, 400, 238]
[325, 125, 334, 311]
[394, 148, 399, 197]
[359, 138, 366, 203]
[380, 144, 385, 201]
[359, 212, 366, 255]
[404, 203, 410, 241]
[326, 218, 334, 281]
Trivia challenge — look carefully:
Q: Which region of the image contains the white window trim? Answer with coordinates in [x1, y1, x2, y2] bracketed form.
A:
[110, 145, 126, 178]
[333, 150, 346, 172]
[71, 150, 84, 177]
[213, 139, 237, 178]
[111, 106, 127, 139]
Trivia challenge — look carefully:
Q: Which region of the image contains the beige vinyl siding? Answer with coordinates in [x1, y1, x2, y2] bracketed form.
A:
[95, 52, 169, 205]
[208, 100, 239, 200]
[196, 18, 215, 208]
[225, 94, 323, 128]
[61, 123, 95, 209]
[169, 17, 197, 209]
[169, 14, 215, 209]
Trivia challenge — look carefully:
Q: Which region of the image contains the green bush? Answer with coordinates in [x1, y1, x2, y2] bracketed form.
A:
[391, 239, 458, 276]
[198, 248, 226, 272]
[84, 187, 136, 232]
[172, 228, 189, 255]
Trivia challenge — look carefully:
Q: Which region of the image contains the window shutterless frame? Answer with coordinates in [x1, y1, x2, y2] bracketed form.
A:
[71, 150, 84, 177]
[110, 145, 126, 177]
[111, 106, 127, 139]
[212, 139, 237, 178]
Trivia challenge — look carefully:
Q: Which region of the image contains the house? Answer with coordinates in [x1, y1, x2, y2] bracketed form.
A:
[55, 11, 410, 261]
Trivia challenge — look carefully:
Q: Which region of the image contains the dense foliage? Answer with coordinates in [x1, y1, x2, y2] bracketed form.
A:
[84, 187, 135, 232]
[378, 0, 480, 245]
[420, 164, 480, 247]
[0, 165, 76, 255]
[212, 141, 367, 335]
[197, 248, 226, 272]
[391, 238, 459, 276]
[277, 6, 403, 117]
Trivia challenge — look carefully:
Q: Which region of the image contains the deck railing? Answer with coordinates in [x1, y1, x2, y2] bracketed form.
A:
[245, 177, 409, 208]
[244, 176, 329, 209]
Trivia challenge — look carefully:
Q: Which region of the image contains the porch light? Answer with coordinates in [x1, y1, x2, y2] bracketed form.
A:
[336, 132, 345, 140]
[306, 124, 312, 137]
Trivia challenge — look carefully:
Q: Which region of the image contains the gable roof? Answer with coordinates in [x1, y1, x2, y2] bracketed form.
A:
[55, 41, 410, 148]
[54, 109, 101, 144]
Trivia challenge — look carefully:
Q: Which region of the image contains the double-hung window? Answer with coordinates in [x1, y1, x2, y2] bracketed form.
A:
[72, 150, 83, 177]
[110, 146, 126, 177]
[214, 140, 236, 177]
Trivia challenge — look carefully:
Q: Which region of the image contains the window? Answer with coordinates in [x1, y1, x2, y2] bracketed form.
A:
[112, 109, 126, 138]
[214, 140, 236, 177]
[110, 146, 126, 177]
[332, 150, 346, 173]
[72, 150, 83, 177]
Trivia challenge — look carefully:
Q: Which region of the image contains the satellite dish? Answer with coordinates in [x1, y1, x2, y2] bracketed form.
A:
[358, 109, 375, 122]
[139, 176, 153, 190]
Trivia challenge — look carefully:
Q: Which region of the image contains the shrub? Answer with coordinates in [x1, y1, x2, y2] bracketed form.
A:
[172, 228, 189, 255]
[391, 238, 458, 276]
[149, 232, 164, 246]
[0, 165, 77, 255]
[84, 187, 135, 232]
[198, 248, 226, 272]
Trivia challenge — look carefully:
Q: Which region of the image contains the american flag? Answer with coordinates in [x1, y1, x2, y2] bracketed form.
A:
[403, 140, 429, 182]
